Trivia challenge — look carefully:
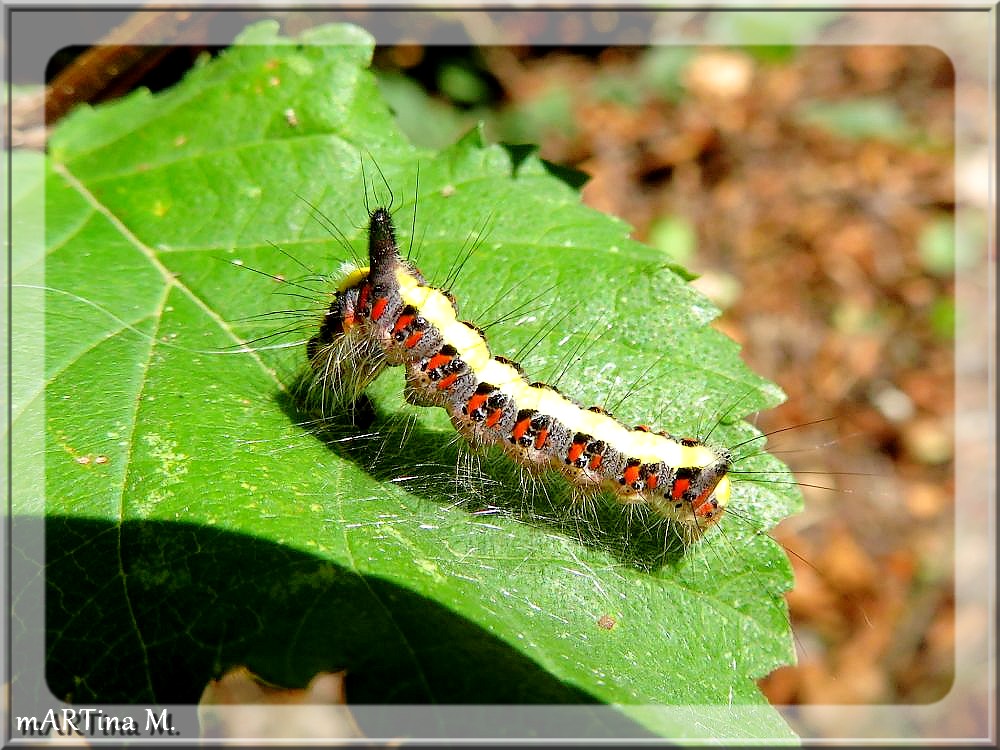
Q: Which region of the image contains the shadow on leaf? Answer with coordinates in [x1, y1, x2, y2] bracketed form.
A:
[276, 378, 693, 572]
[40, 514, 661, 725]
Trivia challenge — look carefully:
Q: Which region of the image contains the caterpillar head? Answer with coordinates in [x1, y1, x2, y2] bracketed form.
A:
[306, 263, 369, 362]
[367, 207, 426, 288]
[302, 264, 385, 416]
[680, 451, 732, 535]
[367, 207, 398, 272]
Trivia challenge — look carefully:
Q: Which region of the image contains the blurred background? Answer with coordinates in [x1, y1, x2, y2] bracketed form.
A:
[10, 6, 991, 738]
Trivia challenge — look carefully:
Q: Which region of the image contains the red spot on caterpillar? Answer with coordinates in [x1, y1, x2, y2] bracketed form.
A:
[404, 330, 425, 349]
[622, 463, 640, 486]
[534, 428, 549, 450]
[693, 488, 718, 518]
[467, 392, 489, 414]
[588, 453, 603, 470]
[426, 351, 452, 371]
[646, 473, 659, 490]
[392, 312, 415, 334]
[437, 372, 459, 390]
[357, 283, 371, 312]
[370, 297, 389, 321]
[341, 312, 356, 330]
[511, 417, 531, 443]
[485, 408, 503, 428]
[566, 441, 585, 464]
[672, 477, 690, 500]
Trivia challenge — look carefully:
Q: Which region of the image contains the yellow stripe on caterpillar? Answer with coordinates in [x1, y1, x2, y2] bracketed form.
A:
[396, 270, 492, 369]
[395, 267, 718, 470]
[337, 264, 370, 293]
[713, 475, 732, 505]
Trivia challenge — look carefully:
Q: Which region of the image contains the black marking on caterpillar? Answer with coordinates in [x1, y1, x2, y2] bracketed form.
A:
[303, 204, 735, 542]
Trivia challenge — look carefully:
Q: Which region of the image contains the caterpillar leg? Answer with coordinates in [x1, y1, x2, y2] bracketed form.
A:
[403, 363, 442, 408]
[306, 334, 385, 412]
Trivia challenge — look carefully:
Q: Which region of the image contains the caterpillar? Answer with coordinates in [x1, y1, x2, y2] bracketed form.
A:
[302, 203, 734, 540]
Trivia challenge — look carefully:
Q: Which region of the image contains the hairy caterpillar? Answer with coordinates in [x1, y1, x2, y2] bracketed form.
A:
[302, 203, 734, 540]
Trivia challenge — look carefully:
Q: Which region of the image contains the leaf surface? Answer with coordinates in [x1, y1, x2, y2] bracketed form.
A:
[33, 20, 801, 740]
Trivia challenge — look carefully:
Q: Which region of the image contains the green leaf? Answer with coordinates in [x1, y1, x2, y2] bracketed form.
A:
[648, 215, 698, 266]
[376, 69, 477, 149]
[437, 61, 491, 105]
[706, 11, 843, 61]
[591, 71, 644, 107]
[918, 216, 957, 276]
[638, 47, 695, 102]
[496, 86, 577, 144]
[918, 213, 982, 277]
[27, 20, 801, 740]
[796, 98, 914, 143]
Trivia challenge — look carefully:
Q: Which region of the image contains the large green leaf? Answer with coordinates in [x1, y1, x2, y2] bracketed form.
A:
[26, 20, 801, 740]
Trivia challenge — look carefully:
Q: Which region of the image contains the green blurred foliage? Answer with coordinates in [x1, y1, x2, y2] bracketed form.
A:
[796, 98, 915, 143]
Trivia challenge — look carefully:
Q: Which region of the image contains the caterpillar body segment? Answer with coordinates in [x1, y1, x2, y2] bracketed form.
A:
[309, 206, 733, 536]
[304, 279, 386, 414]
